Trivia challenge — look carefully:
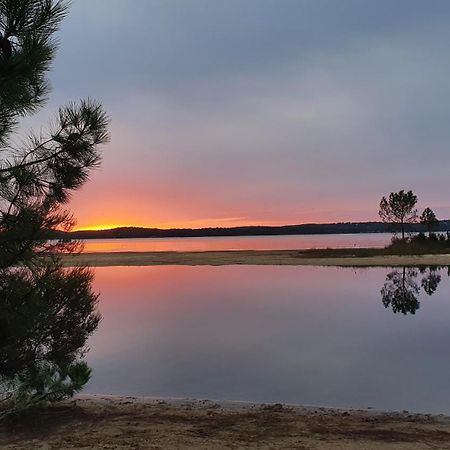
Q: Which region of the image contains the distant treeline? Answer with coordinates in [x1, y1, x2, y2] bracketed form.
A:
[58, 221, 450, 240]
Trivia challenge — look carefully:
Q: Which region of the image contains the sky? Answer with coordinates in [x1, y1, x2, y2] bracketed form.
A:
[25, 0, 450, 229]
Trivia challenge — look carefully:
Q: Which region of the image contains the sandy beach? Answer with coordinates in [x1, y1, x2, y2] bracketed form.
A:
[2, 395, 450, 449]
[61, 250, 450, 267]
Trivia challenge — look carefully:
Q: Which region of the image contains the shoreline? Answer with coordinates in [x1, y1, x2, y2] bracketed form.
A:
[75, 393, 450, 419]
[3, 395, 450, 449]
[61, 249, 450, 267]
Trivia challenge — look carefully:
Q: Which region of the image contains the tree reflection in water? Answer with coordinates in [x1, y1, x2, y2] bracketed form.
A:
[381, 266, 445, 315]
[0, 266, 100, 417]
[419, 266, 442, 296]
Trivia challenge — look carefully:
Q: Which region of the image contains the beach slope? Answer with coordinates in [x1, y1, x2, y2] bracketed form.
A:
[2, 396, 450, 449]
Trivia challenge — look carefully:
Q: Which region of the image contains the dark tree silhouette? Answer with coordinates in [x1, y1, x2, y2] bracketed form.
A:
[0, 266, 100, 417]
[0, 0, 109, 414]
[379, 190, 418, 243]
[420, 207, 439, 233]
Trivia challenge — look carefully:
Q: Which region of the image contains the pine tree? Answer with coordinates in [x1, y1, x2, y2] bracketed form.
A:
[378, 190, 418, 243]
[420, 207, 439, 233]
[0, 0, 109, 416]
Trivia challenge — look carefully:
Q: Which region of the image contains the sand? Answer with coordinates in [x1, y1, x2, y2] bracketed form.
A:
[61, 250, 450, 267]
[2, 395, 450, 449]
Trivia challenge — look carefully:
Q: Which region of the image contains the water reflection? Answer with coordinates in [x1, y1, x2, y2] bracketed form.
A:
[381, 266, 446, 315]
[4, 264, 450, 416]
[81, 233, 392, 253]
[420, 267, 442, 296]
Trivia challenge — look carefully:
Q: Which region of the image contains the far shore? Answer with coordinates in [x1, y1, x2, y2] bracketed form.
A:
[61, 249, 450, 267]
[2, 395, 450, 449]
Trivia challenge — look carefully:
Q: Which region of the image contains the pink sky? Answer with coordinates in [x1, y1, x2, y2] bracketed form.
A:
[38, 1, 450, 230]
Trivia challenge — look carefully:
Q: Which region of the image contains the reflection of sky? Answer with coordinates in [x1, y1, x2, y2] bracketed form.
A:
[21, 1, 450, 228]
[86, 265, 450, 414]
[81, 232, 391, 253]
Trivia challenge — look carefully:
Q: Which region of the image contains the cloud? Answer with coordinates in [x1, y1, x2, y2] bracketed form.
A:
[25, 0, 450, 227]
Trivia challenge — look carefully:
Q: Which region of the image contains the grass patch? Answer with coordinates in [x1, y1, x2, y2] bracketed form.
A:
[295, 241, 450, 259]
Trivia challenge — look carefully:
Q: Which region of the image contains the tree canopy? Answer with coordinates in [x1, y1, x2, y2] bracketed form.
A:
[420, 207, 439, 232]
[379, 190, 418, 242]
[0, 0, 109, 417]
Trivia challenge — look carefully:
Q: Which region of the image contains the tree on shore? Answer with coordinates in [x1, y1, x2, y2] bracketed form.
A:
[0, 0, 109, 415]
[420, 207, 439, 233]
[378, 190, 418, 243]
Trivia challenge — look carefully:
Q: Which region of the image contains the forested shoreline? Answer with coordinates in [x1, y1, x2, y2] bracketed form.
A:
[61, 220, 450, 239]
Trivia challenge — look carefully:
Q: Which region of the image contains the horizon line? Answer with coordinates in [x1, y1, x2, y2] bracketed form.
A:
[71, 219, 450, 233]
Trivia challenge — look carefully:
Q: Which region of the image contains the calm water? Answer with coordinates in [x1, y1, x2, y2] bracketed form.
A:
[81, 232, 391, 253]
[86, 265, 450, 414]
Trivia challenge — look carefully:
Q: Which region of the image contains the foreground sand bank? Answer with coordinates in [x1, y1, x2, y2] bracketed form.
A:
[61, 250, 450, 267]
[2, 395, 450, 449]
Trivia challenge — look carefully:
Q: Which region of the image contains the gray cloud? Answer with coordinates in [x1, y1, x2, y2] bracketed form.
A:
[29, 0, 450, 225]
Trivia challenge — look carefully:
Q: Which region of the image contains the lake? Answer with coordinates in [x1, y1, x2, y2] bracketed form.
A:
[81, 232, 392, 253]
[85, 264, 450, 414]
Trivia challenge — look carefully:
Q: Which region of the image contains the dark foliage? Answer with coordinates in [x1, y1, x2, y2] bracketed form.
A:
[420, 207, 439, 232]
[56, 221, 450, 240]
[387, 232, 450, 254]
[0, 0, 109, 417]
[379, 190, 418, 242]
[0, 265, 100, 418]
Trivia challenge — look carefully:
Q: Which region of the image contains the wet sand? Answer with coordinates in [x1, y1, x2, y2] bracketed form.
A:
[61, 250, 450, 267]
[2, 395, 450, 449]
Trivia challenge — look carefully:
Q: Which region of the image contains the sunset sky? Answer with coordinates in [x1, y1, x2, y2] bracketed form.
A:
[24, 0, 450, 230]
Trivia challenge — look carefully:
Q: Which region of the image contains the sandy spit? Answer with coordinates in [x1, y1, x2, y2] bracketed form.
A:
[61, 250, 450, 267]
[2, 395, 450, 449]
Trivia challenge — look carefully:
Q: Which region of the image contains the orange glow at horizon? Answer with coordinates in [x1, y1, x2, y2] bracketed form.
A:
[73, 213, 370, 231]
[68, 172, 381, 232]
[73, 218, 297, 232]
[70, 204, 381, 232]
[74, 223, 133, 231]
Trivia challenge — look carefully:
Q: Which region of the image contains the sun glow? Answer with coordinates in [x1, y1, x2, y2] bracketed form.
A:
[72, 216, 291, 232]
[74, 224, 133, 232]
